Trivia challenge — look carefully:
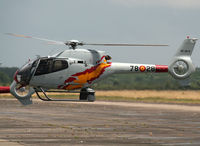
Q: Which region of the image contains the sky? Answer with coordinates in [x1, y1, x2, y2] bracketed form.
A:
[0, 0, 200, 67]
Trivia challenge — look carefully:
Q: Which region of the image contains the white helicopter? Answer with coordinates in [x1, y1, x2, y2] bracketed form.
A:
[1, 33, 198, 105]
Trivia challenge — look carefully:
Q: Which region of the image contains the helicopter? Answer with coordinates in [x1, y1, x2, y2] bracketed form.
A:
[0, 33, 198, 105]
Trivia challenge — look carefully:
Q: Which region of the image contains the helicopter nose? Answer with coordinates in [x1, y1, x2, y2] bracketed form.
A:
[14, 62, 33, 85]
[14, 70, 20, 83]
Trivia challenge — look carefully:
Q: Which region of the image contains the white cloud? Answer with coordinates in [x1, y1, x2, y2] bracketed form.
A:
[111, 0, 200, 9]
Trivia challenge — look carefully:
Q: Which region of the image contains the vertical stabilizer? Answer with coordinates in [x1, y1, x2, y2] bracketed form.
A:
[168, 37, 198, 79]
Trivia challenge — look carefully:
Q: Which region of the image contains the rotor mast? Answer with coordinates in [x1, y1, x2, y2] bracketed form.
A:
[65, 40, 84, 50]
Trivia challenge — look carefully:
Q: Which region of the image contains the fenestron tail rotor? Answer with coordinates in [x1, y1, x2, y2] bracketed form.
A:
[5, 33, 168, 49]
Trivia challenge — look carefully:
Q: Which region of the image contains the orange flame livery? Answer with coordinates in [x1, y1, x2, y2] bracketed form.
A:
[60, 57, 111, 90]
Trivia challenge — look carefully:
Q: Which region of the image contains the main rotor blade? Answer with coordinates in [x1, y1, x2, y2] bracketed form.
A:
[5, 33, 168, 47]
[5, 33, 65, 45]
[83, 43, 168, 47]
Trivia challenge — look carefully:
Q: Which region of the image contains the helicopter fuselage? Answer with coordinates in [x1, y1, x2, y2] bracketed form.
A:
[7, 37, 197, 105]
[15, 48, 168, 90]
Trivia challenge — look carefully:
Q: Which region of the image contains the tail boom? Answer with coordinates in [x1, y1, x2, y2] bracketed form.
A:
[110, 63, 168, 74]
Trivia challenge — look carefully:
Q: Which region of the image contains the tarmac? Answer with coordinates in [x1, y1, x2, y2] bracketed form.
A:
[0, 99, 200, 146]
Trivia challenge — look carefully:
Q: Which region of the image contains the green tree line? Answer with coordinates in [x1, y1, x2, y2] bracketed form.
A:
[0, 67, 200, 90]
[0, 67, 18, 86]
[94, 68, 200, 90]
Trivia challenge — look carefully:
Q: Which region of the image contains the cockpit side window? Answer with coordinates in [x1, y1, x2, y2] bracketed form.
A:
[52, 60, 68, 72]
[35, 59, 68, 76]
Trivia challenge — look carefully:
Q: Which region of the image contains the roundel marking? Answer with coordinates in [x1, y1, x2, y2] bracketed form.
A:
[139, 65, 146, 72]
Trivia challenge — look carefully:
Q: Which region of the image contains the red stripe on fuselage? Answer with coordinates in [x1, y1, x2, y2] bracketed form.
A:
[155, 65, 168, 72]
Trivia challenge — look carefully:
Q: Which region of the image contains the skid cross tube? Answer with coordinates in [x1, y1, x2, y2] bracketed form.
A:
[34, 87, 89, 102]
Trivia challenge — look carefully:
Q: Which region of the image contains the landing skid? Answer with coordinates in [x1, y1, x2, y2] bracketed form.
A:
[34, 87, 95, 102]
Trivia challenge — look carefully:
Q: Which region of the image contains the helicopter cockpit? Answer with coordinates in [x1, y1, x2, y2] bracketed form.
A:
[34, 58, 68, 76]
[14, 57, 69, 86]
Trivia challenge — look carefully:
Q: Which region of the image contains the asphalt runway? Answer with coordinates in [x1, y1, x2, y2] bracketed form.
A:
[0, 99, 200, 146]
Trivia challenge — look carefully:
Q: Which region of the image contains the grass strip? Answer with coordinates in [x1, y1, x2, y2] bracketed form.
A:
[1, 94, 200, 104]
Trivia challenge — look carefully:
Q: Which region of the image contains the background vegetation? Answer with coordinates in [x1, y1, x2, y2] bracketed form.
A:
[93, 68, 200, 90]
[0, 67, 18, 86]
[0, 67, 200, 90]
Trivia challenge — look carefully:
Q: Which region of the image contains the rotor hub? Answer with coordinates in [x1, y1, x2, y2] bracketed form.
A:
[65, 40, 83, 49]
